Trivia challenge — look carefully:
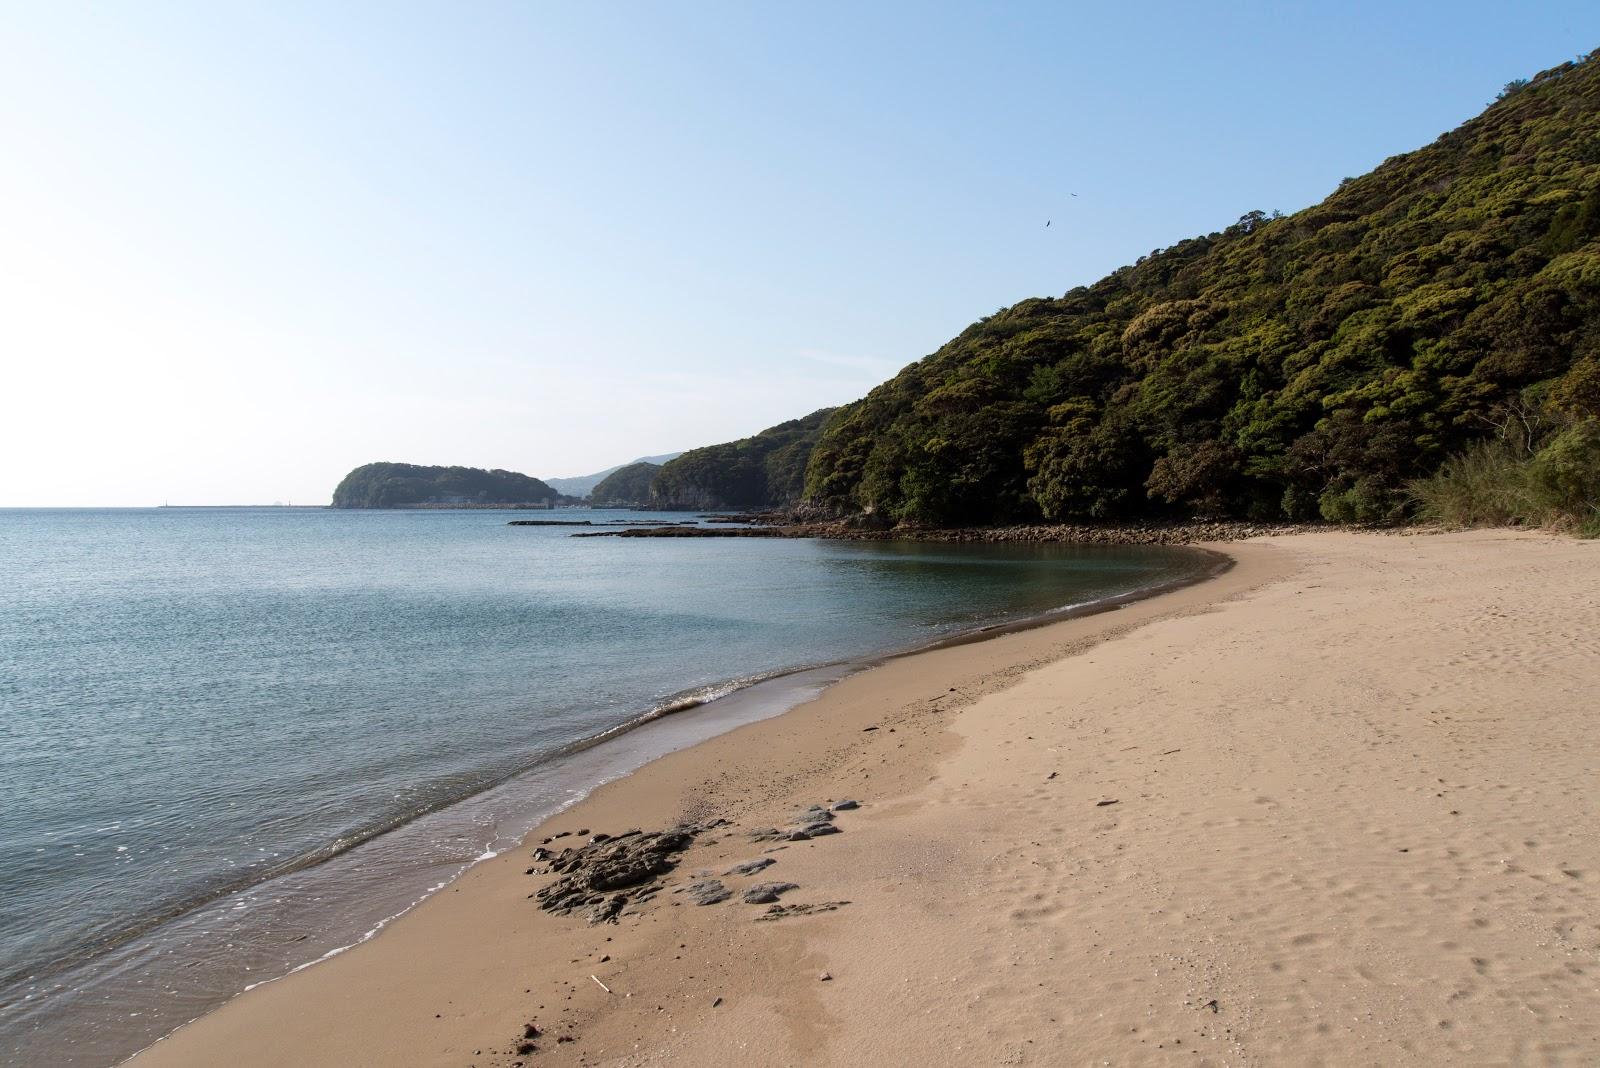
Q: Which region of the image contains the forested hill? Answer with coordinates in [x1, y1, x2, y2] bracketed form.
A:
[590, 461, 659, 507]
[650, 409, 836, 510]
[331, 463, 562, 508]
[802, 52, 1600, 526]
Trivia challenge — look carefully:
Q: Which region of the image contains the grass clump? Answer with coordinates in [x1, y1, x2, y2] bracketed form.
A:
[1409, 416, 1600, 537]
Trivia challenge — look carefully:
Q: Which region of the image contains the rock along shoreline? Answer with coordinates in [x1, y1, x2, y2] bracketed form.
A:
[571, 518, 1333, 545]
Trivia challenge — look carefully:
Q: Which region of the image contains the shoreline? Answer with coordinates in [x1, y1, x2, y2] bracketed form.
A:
[125, 540, 1275, 1067]
[128, 529, 1600, 1065]
[13, 544, 1218, 1068]
[571, 518, 1325, 543]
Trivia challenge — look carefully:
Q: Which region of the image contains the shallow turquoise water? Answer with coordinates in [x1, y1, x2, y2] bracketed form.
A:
[0, 507, 1204, 1064]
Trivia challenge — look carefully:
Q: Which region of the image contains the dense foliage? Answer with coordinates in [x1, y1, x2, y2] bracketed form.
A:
[1408, 393, 1600, 535]
[803, 53, 1600, 526]
[589, 461, 660, 507]
[331, 462, 560, 508]
[651, 409, 836, 509]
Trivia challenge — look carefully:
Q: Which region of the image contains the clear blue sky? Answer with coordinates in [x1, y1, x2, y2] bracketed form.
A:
[1, 1, 1594, 505]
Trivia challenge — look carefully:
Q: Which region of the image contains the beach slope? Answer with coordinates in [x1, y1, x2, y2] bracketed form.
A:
[132, 530, 1600, 1066]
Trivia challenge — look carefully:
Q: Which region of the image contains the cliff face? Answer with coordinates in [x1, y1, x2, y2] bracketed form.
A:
[649, 409, 836, 510]
[802, 52, 1600, 526]
[331, 463, 561, 508]
[589, 462, 660, 507]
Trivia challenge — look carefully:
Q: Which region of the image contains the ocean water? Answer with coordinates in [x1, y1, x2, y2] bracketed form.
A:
[0, 507, 1207, 1065]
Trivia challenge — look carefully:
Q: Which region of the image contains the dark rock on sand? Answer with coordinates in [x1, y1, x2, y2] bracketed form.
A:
[533, 828, 696, 923]
[724, 858, 776, 877]
[831, 800, 860, 811]
[743, 881, 799, 905]
[807, 824, 841, 836]
[685, 879, 732, 905]
[754, 901, 852, 921]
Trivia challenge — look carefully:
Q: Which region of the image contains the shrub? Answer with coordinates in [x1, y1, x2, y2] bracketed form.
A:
[1549, 356, 1600, 418]
[1408, 417, 1600, 533]
[1527, 418, 1600, 516]
[1407, 440, 1533, 527]
[1319, 478, 1405, 523]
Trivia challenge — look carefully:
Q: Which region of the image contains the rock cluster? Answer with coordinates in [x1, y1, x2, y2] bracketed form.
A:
[533, 826, 705, 923]
[754, 900, 851, 921]
[574, 519, 1326, 545]
[748, 802, 855, 842]
[529, 805, 862, 925]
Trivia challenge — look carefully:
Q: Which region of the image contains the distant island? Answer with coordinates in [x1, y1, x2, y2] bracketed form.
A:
[331, 463, 574, 509]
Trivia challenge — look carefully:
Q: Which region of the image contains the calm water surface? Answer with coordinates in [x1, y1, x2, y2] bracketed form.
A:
[0, 507, 1206, 1064]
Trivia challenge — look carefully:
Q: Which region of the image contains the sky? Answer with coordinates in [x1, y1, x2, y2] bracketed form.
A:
[1, 2, 1595, 505]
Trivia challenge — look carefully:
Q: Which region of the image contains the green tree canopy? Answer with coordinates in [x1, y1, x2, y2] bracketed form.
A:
[801, 51, 1600, 525]
[331, 463, 560, 508]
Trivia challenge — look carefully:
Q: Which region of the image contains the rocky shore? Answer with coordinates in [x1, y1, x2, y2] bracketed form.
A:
[527, 803, 859, 926]
[573, 518, 1329, 544]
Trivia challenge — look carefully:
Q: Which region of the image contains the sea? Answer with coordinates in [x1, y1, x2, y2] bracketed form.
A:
[0, 507, 1209, 1065]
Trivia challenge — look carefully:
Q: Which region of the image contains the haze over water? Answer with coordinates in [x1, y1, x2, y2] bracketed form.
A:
[0, 507, 1204, 1064]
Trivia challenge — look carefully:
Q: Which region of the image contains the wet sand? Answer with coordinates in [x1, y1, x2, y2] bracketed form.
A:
[129, 530, 1600, 1066]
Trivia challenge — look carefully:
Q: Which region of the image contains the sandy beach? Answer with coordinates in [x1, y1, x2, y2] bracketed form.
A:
[128, 529, 1600, 1067]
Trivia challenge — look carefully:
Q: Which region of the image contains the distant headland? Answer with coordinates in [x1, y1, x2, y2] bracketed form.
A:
[330, 462, 578, 509]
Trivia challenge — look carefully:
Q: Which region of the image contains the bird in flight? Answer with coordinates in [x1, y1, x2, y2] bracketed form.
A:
[1045, 220, 1051, 227]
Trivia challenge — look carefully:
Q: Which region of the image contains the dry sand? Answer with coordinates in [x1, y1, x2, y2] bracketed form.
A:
[129, 530, 1600, 1067]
